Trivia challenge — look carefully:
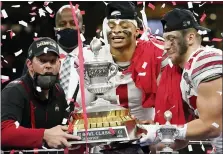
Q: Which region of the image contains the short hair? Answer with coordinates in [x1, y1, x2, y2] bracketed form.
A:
[55, 5, 83, 27]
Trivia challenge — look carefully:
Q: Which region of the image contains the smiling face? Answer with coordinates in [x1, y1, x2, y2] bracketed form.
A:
[107, 19, 139, 49]
[163, 30, 188, 65]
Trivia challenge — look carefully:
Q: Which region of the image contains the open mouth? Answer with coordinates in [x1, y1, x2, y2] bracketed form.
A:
[111, 36, 125, 40]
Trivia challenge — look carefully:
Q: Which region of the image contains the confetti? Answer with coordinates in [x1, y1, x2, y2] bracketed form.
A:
[142, 62, 147, 69]
[138, 72, 146, 76]
[148, 3, 155, 10]
[68, 98, 74, 102]
[172, 2, 176, 6]
[43, 47, 48, 53]
[30, 17, 35, 22]
[109, 128, 116, 135]
[28, 1, 34, 4]
[13, 68, 16, 73]
[188, 145, 193, 151]
[80, 11, 85, 15]
[49, 14, 54, 18]
[200, 13, 206, 22]
[66, 106, 70, 111]
[45, 6, 53, 14]
[59, 53, 66, 59]
[38, 8, 46, 17]
[201, 143, 205, 151]
[44, 1, 51, 6]
[212, 38, 222, 42]
[2, 35, 6, 39]
[168, 59, 173, 68]
[29, 12, 37, 16]
[193, 11, 199, 16]
[212, 122, 219, 128]
[62, 118, 68, 125]
[1, 76, 10, 83]
[11, 5, 20, 8]
[197, 30, 207, 35]
[157, 56, 162, 59]
[217, 91, 222, 95]
[1, 9, 8, 19]
[34, 32, 38, 37]
[33, 37, 39, 41]
[42, 145, 48, 150]
[4, 60, 8, 64]
[137, 2, 143, 5]
[199, 2, 206, 7]
[161, 3, 165, 8]
[80, 33, 86, 42]
[187, 2, 193, 8]
[10, 31, 15, 39]
[19, 20, 28, 27]
[155, 29, 159, 34]
[36, 86, 42, 92]
[31, 7, 37, 11]
[203, 37, 210, 42]
[14, 121, 20, 128]
[14, 49, 23, 57]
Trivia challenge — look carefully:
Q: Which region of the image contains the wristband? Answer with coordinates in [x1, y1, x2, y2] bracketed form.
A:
[175, 124, 187, 140]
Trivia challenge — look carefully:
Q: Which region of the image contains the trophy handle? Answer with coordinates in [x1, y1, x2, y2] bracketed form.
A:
[173, 129, 180, 139]
[156, 129, 162, 140]
[84, 69, 90, 86]
[107, 63, 118, 81]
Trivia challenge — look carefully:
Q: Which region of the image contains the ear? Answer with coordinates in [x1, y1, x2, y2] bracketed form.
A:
[81, 25, 85, 34]
[187, 32, 196, 46]
[26, 59, 33, 72]
[135, 28, 140, 38]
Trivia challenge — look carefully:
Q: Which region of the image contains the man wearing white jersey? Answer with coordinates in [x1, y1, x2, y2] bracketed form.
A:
[139, 8, 222, 154]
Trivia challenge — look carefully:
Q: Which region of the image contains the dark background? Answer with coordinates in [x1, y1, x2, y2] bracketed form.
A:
[1, 1, 223, 90]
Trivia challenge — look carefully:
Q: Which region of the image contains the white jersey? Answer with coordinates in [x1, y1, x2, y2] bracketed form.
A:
[180, 46, 222, 153]
[76, 44, 155, 121]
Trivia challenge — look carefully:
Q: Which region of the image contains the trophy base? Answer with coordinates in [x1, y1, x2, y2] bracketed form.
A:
[69, 126, 135, 144]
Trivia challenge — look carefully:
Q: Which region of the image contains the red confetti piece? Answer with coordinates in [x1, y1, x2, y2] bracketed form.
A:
[29, 12, 37, 16]
[64, 148, 69, 154]
[33, 37, 39, 41]
[44, 1, 50, 6]
[68, 98, 74, 102]
[10, 31, 15, 39]
[172, 1, 176, 5]
[96, 29, 100, 33]
[49, 13, 54, 18]
[212, 38, 222, 42]
[34, 148, 38, 154]
[2, 79, 10, 84]
[74, 102, 80, 108]
[80, 11, 85, 15]
[31, 6, 37, 11]
[200, 13, 206, 22]
[109, 128, 116, 135]
[137, 2, 143, 5]
[148, 3, 155, 10]
[10, 150, 15, 154]
[59, 53, 66, 59]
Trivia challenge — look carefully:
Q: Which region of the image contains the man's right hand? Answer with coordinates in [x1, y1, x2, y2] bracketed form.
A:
[43, 125, 81, 149]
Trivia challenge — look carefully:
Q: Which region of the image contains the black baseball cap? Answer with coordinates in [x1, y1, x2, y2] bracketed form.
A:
[105, 2, 138, 20]
[161, 8, 211, 33]
[27, 37, 60, 59]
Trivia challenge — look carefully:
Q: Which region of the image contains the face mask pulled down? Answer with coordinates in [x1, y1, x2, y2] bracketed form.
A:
[56, 28, 78, 50]
[33, 72, 58, 90]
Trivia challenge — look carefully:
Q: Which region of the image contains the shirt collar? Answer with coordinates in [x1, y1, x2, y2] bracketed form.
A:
[58, 45, 79, 57]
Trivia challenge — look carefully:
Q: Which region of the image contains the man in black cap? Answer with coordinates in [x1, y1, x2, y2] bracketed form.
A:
[1, 37, 81, 150]
[139, 8, 222, 154]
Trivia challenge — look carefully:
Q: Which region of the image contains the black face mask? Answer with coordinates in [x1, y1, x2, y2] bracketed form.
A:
[56, 28, 78, 50]
[33, 72, 58, 90]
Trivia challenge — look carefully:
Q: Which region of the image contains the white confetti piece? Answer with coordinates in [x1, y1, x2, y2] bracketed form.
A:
[212, 122, 219, 128]
[66, 106, 70, 111]
[62, 118, 68, 125]
[168, 59, 173, 68]
[188, 145, 193, 151]
[38, 8, 46, 17]
[203, 37, 209, 42]
[188, 2, 193, 8]
[19, 20, 28, 27]
[193, 11, 199, 16]
[4, 60, 8, 64]
[138, 72, 146, 76]
[14, 121, 20, 128]
[19, 151, 23, 154]
[217, 91, 222, 95]
[198, 30, 207, 35]
[30, 17, 35, 22]
[42, 145, 48, 150]
[13, 68, 16, 73]
[36, 86, 42, 92]
[14, 49, 23, 57]
[80, 33, 86, 42]
[34, 32, 38, 37]
[1, 9, 8, 19]
[116, 95, 120, 105]
[155, 29, 159, 34]
[157, 56, 162, 59]
[11, 5, 20, 8]
[45, 6, 53, 14]
[28, 1, 34, 4]
[201, 143, 205, 151]
[199, 2, 206, 7]
[1, 75, 9, 80]
[142, 62, 147, 69]
[2, 35, 6, 39]
[43, 47, 48, 53]
[161, 3, 165, 8]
